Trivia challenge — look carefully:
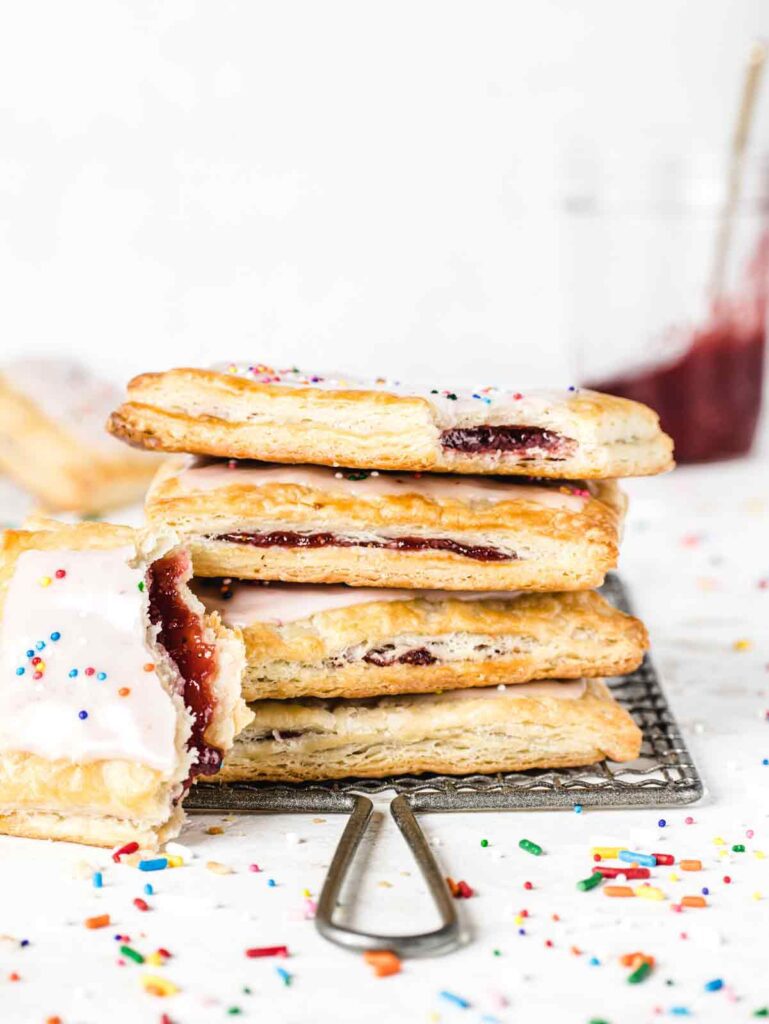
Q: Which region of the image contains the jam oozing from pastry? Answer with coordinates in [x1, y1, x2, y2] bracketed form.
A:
[213, 531, 517, 563]
[440, 426, 577, 458]
[147, 551, 222, 776]
[363, 646, 438, 667]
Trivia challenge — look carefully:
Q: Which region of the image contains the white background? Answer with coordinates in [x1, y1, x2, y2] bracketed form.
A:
[1, 0, 768, 386]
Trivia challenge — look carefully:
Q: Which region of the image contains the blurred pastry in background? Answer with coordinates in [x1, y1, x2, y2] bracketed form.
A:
[0, 360, 160, 515]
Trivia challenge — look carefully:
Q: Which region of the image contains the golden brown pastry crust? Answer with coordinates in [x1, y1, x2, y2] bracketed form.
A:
[0, 373, 158, 514]
[194, 584, 647, 699]
[0, 520, 250, 848]
[108, 367, 674, 478]
[146, 459, 624, 591]
[217, 679, 643, 781]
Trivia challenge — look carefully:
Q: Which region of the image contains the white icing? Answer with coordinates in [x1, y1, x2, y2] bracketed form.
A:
[214, 362, 581, 431]
[194, 580, 524, 628]
[417, 679, 587, 701]
[2, 360, 127, 451]
[176, 459, 588, 511]
[0, 547, 179, 773]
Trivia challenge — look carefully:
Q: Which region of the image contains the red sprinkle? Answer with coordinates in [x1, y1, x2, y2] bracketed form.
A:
[456, 880, 474, 899]
[133, 898, 150, 912]
[653, 853, 675, 866]
[112, 841, 139, 862]
[723, 875, 732, 884]
[157, 948, 172, 960]
[595, 866, 651, 880]
[84, 667, 95, 676]
[55, 569, 66, 579]
[524, 881, 533, 890]
[245, 945, 289, 959]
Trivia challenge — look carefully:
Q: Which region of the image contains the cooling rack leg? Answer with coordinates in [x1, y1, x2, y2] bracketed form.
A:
[315, 794, 461, 957]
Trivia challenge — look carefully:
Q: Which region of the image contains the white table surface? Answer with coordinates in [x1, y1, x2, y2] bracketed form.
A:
[0, 446, 767, 1024]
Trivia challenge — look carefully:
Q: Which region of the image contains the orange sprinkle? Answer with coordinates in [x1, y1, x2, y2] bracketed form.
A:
[118, 687, 131, 697]
[446, 877, 460, 897]
[620, 951, 655, 969]
[363, 950, 402, 977]
[84, 914, 111, 929]
[681, 895, 707, 908]
[45, 1018, 62, 1024]
[8, 972, 20, 982]
[604, 885, 635, 898]
[680, 860, 702, 871]
[143, 663, 155, 672]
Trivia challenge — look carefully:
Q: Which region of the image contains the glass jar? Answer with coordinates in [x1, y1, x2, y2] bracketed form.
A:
[562, 153, 769, 463]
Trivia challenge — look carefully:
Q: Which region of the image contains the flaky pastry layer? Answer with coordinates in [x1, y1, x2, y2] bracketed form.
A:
[216, 679, 643, 781]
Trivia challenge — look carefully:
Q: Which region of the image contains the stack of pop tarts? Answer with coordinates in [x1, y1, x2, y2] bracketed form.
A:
[109, 364, 675, 782]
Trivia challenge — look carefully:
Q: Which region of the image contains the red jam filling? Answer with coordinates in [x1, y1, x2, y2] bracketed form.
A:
[213, 531, 517, 563]
[440, 425, 577, 458]
[363, 646, 438, 667]
[147, 551, 222, 777]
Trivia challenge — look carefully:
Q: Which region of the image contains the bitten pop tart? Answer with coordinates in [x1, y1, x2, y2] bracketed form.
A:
[194, 580, 648, 701]
[0, 521, 251, 848]
[108, 364, 673, 479]
[145, 458, 626, 591]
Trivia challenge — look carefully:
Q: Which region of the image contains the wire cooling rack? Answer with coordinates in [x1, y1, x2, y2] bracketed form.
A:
[187, 573, 703, 814]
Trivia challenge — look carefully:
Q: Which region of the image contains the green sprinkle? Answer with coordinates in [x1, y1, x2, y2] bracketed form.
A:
[577, 872, 603, 892]
[753, 1009, 769, 1017]
[589, 1019, 611, 1024]
[137, 581, 145, 592]
[227, 1009, 242, 1016]
[480, 839, 489, 848]
[519, 838, 542, 856]
[492, 948, 501, 957]
[120, 944, 145, 964]
[628, 961, 652, 984]
[242, 986, 252, 995]
[733, 844, 746, 852]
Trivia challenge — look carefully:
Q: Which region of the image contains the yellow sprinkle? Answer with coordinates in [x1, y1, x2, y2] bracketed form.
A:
[755, 851, 765, 860]
[514, 914, 524, 925]
[713, 837, 725, 845]
[591, 847, 621, 858]
[38, 576, 51, 587]
[206, 860, 233, 875]
[302, 888, 311, 898]
[668, 872, 680, 882]
[146, 951, 165, 966]
[635, 885, 665, 900]
[166, 855, 183, 868]
[718, 849, 728, 857]
[206, 826, 224, 835]
[141, 974, 179, 997]
[733, 639, 752, 651]
[753, 891, 763, 901]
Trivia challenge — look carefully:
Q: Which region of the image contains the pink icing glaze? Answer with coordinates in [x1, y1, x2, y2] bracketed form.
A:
[193, 580, 524, 628]
[174, 460, 589, 511]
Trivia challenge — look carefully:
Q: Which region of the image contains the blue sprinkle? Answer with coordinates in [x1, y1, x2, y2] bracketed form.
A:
[701, 887, 710, 895]
[275, 966, 292, 986]
[573, 804, 583, 814]
[50, 632, 61, 642]
[670, 1008, 691, 1016]
[97, 672, 107, 681]
[517, 928, 526, 935]
[138, 857, 168, 872]
[589, 957, 600, 966]
[763, 759, 769, 766]
[619, 850, 656, 867]
[19, 939, 29, 948]
[568, 385, 577, 391]
[15, 668, 24, 676]
[92, 871, 103, 889]
[78, 710, 88, 720]
[69, 669, 78, 678]
[26, 650, 34, 659]
[143, 883, 153, 895]
[439, 991, 470, 1009]
[658, 818, 667, 827]
[35, 641, 45, 651]
[267, 878, 276, 887]
[704, 979, 723, 992]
